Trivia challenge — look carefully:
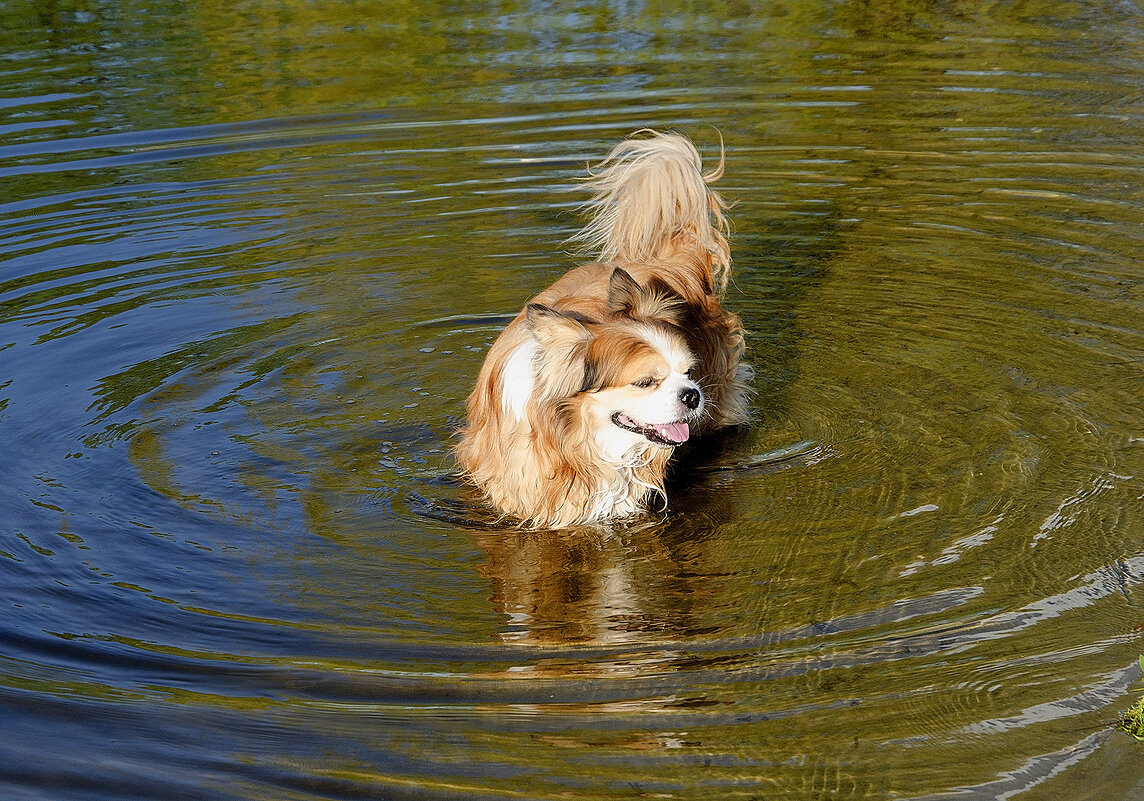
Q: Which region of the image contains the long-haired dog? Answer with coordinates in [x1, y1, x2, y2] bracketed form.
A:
[455, 130, 752, 528]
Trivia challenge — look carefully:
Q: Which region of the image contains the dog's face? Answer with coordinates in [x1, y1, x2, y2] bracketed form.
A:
[520, 275, 705, 462]
[581, 325, 704, 457]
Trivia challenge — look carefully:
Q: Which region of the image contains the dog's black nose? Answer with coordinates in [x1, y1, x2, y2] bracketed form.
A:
[680, 387, 702, 410]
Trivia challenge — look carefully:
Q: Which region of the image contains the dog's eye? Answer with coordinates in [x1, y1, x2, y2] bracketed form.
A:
[632, 377, 657, 389]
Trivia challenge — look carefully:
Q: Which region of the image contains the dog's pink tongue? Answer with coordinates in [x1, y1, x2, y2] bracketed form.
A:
[657, 421, 690, 444]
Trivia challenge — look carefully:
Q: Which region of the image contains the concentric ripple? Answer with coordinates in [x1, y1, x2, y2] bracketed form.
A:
[3, 3, 1144, 800]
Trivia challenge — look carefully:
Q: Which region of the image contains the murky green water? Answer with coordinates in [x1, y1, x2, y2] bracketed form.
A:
[3, 1, 1144, 799]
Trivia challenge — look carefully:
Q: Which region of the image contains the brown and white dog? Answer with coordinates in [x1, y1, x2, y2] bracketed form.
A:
[455, 130, 751, 528]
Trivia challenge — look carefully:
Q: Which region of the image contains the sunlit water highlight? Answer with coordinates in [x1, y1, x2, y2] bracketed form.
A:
[2, 2, 1143, 800]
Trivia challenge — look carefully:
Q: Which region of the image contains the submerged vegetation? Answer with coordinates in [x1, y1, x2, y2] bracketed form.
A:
[1117, 657, 1144, 743]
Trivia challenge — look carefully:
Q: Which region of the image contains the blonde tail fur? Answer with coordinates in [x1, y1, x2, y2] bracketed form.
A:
[571, 130, 732, 292]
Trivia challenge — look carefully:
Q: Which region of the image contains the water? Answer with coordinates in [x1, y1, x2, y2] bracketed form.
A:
[3, 2, 1143, 799]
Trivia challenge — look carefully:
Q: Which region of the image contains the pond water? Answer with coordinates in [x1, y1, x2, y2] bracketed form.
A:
[3, 1, 1144, 799]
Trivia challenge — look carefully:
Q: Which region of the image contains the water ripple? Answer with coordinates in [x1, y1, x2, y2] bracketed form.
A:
[3, 6, 1144, 798]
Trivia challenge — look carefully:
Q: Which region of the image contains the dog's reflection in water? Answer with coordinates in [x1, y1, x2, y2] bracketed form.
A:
[473, 510, 736, 651]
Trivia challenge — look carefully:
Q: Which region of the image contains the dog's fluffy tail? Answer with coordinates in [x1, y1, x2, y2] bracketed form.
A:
[571, 129, 731, 292]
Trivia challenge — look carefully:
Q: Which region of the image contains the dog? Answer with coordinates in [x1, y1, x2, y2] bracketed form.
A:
[455, 130, 752, 528]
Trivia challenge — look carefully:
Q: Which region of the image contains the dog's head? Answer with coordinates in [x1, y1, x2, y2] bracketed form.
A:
[520, 270, 705, 459]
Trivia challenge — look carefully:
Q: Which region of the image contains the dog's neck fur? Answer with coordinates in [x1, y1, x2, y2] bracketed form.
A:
[462, 382, 671, 528]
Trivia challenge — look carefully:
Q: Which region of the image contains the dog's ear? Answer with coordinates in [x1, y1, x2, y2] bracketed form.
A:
[607, 268, 685, 326]
[526, 303, 590, 347]
[606, 268, 643, 316]
[525, 304, 592, 398]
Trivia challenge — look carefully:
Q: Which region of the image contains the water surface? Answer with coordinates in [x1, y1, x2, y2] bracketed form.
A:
[3, 2, 1144, 799]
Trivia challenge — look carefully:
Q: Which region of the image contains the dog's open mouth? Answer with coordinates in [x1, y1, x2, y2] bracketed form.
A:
[611, 412, 691, 447]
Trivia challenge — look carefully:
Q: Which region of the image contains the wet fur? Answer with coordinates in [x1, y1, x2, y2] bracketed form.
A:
[455, 130, 752, 528]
